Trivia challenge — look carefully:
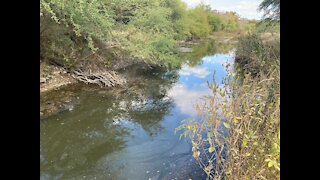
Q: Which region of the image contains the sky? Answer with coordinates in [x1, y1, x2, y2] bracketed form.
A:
[181, 0, 264, 20]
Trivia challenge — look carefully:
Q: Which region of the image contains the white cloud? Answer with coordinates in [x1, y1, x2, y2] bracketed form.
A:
[182, 0, 264, 20]
[179, 65, 210, 78]
[233, 1, 263, 19]
[168, 83, 210, 116]
[168, 83, 230, 116]
[202, 54, 234, 65]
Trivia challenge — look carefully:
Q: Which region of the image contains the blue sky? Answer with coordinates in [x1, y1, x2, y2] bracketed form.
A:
[181, 0, 264, 20]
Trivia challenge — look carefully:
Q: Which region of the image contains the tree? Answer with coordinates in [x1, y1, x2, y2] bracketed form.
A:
[187, 5, 211, 39]
[40, 0, 228, 69]
[259, 0, 280, 21]
[164, 0, 190, 40]
[208, 15, 222, 31]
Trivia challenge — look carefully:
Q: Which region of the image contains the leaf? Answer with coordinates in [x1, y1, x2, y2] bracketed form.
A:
[245, 152, 251, 156]
[193, 151, 200, 158]
[223, 122, 230, 129]
[242, 139, 248, 147]
[207, 132, 213, 140]
[192, 147, 196, 152]
[219, 89, 225, 97]
[179, 133, 184, 140]
[268, 161, 273, 168]
[179, 132, 187, 140]
[209, 147, 214, 153]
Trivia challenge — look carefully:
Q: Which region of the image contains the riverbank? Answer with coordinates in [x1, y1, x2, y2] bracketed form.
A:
[40, 60, 128, 94]
[40, 61, 164, 119]
[177, 32, 280, 179]
[40, 36, 237, 118]
[40, 30, 246, 95]
[40, 63, 77, 93]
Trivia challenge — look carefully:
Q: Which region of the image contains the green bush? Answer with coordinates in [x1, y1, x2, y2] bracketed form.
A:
[208, 15, 222, 31]
[255, 20, 280, 33]
[187, 6, 212, 39]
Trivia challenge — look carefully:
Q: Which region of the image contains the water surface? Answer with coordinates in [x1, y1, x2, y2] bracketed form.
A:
[40, 44, 235, 180]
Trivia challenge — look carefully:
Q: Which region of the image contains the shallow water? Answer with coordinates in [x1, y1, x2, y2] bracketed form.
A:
[40, 45, 235, 180]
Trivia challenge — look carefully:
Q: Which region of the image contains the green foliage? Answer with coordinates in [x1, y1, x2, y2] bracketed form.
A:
[40, 0, 115, 67]
[211, 11, 241, 32]
[255, 20, 280, 33]
[235, 33, 280, 77]
[130, 5, 172, 33]
[208, 15, 222, 31]
[164, 0, 190, 40]
[40, 0, 114, 48]
[40, 0, 189, 68]
[238, 20, 257, 32]
[259, 0, 280, 21]
[40, 0, 254, 69]
[187, 6, 212, 39]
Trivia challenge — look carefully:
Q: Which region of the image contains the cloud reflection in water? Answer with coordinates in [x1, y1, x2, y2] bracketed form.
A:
[169, 53, 234, 116]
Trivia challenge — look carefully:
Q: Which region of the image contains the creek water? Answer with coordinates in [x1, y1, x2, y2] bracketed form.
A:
[40, 42, 235, 180]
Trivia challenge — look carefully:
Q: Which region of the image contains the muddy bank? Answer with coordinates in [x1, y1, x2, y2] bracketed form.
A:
[40, 63, 127, 94]
[40, 63, 77, 93]
[40, 62, 165, 119]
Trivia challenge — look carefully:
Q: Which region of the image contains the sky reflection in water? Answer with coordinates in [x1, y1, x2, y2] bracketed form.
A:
[168, 52, 234, 117]
[40, 51, 234, 180]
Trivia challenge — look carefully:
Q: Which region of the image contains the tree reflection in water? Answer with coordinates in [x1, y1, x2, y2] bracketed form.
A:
[40, 64, 181, 179]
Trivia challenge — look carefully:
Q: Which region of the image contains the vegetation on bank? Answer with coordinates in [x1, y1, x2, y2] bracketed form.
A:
[176, 0, 280, 179]
[40, 0, 255, 71]
[177, 33, 280, 179]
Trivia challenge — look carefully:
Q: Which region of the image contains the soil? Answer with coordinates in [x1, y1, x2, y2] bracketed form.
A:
[40, 63, 77, 93]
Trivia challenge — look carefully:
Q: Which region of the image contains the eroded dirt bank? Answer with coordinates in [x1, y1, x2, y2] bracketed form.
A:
[40, 63, 77, 93]
[40, 61, 157, 119]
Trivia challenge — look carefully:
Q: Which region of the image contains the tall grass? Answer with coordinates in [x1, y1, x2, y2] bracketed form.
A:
[235, 33, 280, 78]
[176, 34, 280, 179]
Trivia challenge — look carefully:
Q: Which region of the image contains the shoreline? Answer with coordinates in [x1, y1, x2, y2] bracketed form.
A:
[40, 63, 77, 93]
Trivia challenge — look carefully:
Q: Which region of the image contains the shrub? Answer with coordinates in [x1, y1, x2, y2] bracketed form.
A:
[235, 33, 280, 77]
